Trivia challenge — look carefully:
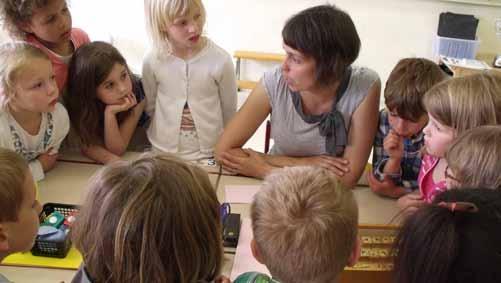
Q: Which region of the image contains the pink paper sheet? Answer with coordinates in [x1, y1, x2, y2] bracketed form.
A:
[224, 185, 261, 204]
[230, 218, 270, 280]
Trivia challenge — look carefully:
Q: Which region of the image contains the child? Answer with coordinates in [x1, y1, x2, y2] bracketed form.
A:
[0, 148, 42, 282]
[66, 41, 148, 164]
[369, 58, 447, 198]
[1, 0, 90, 93]
[0, 42, 70, 181]
[445, 125, 501, 190]
[143, 0, 237, 161]
[71, 153, 224, 283]
[398, 72, 501, 213]
[234, 166, 360, 283]
[393, 188, 501, 283]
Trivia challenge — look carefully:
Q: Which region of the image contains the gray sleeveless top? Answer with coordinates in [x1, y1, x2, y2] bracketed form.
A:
[263, 66, 379, 157]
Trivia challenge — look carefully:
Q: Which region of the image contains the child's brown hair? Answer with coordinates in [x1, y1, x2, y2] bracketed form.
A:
[66, 41, 133, 146]
[385, 58, 447, 121]
[424, 72, 501, 136]
[0, 0, 51, 38]
[0, 148, 29, 222]
[251, 166, 358, 283]
[446, 125, 501, 190]
[72, 153, 223, 283]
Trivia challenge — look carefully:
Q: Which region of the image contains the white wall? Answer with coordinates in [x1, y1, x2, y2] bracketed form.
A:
[68, 0, 501, 85]
[2, 0, 500, 84]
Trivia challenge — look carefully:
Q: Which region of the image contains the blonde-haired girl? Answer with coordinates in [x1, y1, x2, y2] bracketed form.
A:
[0, 42, 69, 181]
[398, 72, 501, 212]
[143, 0, 237, 161]
[445, 125, 501, 190]
[72, 153, 224, 283]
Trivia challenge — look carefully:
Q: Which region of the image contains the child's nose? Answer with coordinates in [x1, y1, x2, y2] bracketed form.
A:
[422, 122, 431, 135]
[119, 82, 128, 93]
[47, 80, 58, 97]
[59, 14, 71, 30]
[188, 22, 199, 33]
[393, 119, 405, 132]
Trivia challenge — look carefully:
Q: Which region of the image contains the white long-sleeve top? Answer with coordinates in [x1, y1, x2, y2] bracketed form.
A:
[0, 103, 70, 181]
[142, 38, 237, 156]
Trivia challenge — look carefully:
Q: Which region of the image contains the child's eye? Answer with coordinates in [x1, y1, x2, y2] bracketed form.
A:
[120, 72, 128, 80]
[432, 121, 441, 131]
[105, 82, 114, 89]
[45, 16, 56, 24]
[194, 13, 201, 20]
[31, 82, 43, 89]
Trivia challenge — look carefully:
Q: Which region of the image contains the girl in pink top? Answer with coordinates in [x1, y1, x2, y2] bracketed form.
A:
[0, 0, 90, 94]
[397, 72, 501, 214]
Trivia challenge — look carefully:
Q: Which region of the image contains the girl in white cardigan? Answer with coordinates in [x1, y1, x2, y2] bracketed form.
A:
[0, 42, 69, 181]
[143, 0, 237, 161]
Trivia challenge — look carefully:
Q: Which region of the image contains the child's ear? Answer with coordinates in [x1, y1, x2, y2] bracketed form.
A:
[0, 225, 10, 252]
[347, 237, 361, 267]
[250, 238, 265, 264]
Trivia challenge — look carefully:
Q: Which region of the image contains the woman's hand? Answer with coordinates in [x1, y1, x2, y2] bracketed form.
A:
[219, 148, 273, 179]
[301, 155, 350, 177]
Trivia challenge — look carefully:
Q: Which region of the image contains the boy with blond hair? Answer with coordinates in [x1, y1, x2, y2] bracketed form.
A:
[234, 166, 360, 283]
[0, 148, 42, 282]
[368, 58, 447, 198]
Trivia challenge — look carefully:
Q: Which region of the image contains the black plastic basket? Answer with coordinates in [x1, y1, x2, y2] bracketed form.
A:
[31, 202, 79, 258]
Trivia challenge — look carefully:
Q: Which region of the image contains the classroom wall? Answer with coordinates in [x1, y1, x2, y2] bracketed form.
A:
[1, 0, 500, 85]
[70, 0, 501, 85]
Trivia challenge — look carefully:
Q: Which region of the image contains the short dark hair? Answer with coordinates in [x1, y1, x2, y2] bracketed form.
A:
[385, 58, 447, 121]
[282, 4, 360, 86]
[393, 188, 501, 283]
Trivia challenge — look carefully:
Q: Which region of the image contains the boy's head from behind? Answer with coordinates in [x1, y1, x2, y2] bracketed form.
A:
[73, 153, 223, 283]
[445, 125, 501, 190]
[385, 58, 447, 137]
[0, 148, 41, 261]
[251, 166, 359, 283]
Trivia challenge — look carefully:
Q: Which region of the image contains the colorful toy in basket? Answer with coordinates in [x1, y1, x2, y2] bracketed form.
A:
[32, 203, 79, 258]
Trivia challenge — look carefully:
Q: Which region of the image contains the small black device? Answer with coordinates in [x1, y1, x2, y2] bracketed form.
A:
[223, 213, 241, 247]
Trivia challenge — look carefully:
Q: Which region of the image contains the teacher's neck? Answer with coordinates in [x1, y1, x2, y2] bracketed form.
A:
[301, 80, 340, 103]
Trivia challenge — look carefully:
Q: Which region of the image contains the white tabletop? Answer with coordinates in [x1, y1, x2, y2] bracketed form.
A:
[0, 153, 400, 282]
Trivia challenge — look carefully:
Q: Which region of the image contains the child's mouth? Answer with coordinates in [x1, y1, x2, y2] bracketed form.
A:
[189, 35, 200, 42]
[61, 30, 71, 39]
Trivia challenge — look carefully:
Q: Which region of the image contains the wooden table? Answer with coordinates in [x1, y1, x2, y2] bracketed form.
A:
[0, 153, 400, 283]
